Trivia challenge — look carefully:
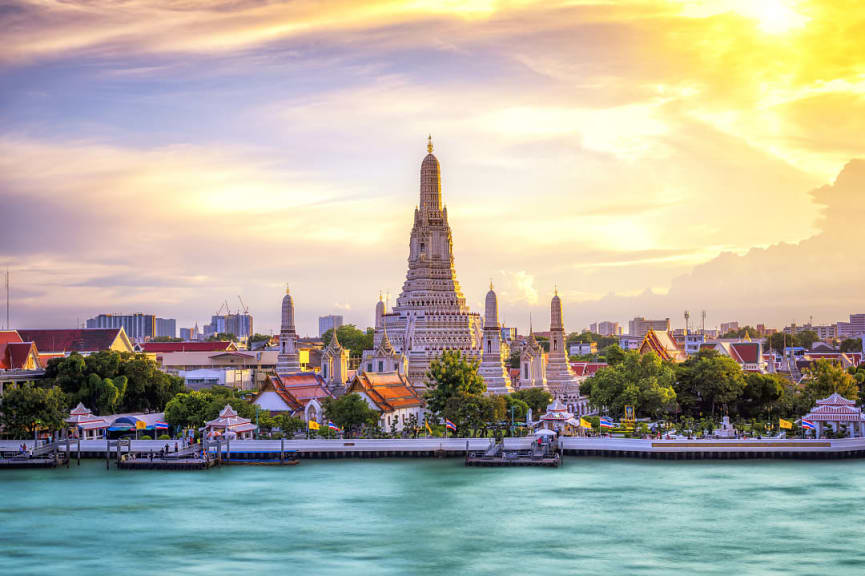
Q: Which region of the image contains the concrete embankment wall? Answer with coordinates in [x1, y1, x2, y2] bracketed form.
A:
[5, 437, 865, 460]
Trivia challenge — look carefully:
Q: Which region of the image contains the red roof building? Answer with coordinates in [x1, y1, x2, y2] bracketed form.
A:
[254, 372, 334, 423]
[17, 328, 133, 355]
[347, 371, 424, 432]
[0, 330, 42, 371]
[139, 341, 238, 354]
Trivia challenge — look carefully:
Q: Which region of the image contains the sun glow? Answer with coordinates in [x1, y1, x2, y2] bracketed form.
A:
[750, 0, 809, 34]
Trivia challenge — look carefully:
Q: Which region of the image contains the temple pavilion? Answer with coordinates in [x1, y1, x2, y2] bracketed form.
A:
[65, 402, 109, 440]
[538, 399, 580, 435]
[802, 392, 865, 438]
[204, 405, 257, 439]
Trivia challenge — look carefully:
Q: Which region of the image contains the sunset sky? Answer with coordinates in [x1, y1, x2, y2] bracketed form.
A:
[1, 0, 864, 336]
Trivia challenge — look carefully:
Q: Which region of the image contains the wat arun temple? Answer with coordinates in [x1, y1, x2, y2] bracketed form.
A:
[279, 138, 587, 413]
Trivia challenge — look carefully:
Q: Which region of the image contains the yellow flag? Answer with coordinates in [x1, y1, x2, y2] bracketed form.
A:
[580, 417, 592, 428]
[425, 420, 433, 435]
[779, 418, 792, 430]
[308, 420, 320, 430]
[135, 420, 147, 430]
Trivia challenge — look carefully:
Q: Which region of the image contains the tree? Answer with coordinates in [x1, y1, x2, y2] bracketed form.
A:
[151, 336, 182, 342]
[840, 338, 862, 353]
[586, 351, 677, 419]
[503, 395, 530, 422]
[568, 331, 618, 350]
[207, 332, 237, 342]
[675, 350, 745, 418]
[737, 373, 786, 419]
[801, 359, 859, 406]
[510, 388, 552, 416]
[797, 330, 819, 350]
[602, 344, 626, 366]
[248, 333, 272, 344]
[322, 393, 380, 437]
[164, 387, 255, 431]
[425, 350, 485, 415]
[509, 350, 521, 369]
[320, 325, 374, 360]
[0, 383, 68, 438]
[45, 351, 183, 414]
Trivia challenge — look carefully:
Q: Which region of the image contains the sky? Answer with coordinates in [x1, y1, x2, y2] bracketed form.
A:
[1, 0, 864, 337]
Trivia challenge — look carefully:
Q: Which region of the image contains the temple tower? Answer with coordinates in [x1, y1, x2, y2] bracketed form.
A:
[380, 138, 483, 388]
[321, 328, 349, 391]
[544, 289, 583, 411]
[276, 286, 301, 374]
[478, 283, 512, 394]
[520, 321, 547, 389]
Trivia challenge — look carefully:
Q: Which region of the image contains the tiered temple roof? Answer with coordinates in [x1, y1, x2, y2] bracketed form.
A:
[804, 393, 865, 422]
[205, 404, 257, 435]
[348, 371, 423, 413]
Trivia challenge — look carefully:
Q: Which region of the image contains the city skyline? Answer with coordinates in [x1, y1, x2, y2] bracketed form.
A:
[2, 1, 864, 335]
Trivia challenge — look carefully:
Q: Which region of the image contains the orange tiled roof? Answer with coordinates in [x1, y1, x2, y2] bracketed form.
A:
[348, 372, 422, 412]
[0, 330, 24, 369]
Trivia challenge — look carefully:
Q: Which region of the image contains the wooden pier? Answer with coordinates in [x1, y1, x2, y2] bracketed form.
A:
[465, 440, 561, 467]
[0, 439, 69, 469]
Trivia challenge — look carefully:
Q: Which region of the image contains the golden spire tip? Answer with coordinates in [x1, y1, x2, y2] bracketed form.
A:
[427, 134, 433, 154]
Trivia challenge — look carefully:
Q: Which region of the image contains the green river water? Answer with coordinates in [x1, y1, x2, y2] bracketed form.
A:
[1, 458, 863, 575]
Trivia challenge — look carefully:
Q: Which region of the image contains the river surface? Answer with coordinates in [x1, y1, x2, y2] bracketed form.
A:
[1, 458, 863, 575]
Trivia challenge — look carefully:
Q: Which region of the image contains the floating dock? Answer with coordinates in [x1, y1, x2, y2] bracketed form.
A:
[465, 439, 561, 467]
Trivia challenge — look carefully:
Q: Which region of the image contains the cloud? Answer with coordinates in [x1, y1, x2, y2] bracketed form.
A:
[586, 159, 865, 329]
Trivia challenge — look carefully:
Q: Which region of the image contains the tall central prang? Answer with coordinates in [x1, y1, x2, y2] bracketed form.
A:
[381, 137, 482, 387]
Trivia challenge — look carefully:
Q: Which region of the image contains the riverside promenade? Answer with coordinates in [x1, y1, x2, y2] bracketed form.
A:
[4, 436, 865, 461]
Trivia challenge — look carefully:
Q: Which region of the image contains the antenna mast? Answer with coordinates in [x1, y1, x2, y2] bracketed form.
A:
[5, 267, 9, 330]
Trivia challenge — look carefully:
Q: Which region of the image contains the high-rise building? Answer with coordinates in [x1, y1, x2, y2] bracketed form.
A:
[319, 315, 344, 337]
[155, 318, 176, 339]
[377, 138, 483, 387]
[204, 313, 253, 339]
[837, 314, 865, 339]
[720, 321, 740, 334]
[85, 313, 176, 342]
[591, 321, 621, 337]
[628, 317, 671, 338]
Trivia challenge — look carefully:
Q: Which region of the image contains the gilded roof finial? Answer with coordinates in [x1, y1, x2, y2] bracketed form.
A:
[489, 278, 494, 291]
[554, 284, 558, 296]
[285, 283, 290, 295]
[427, 134, 433, 154]
[379, 290, 383, 302]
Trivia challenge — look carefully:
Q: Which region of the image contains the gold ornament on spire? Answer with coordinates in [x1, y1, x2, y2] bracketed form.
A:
[285, 283, 290, 295]
[489, 278, 494, 291]
[427, 134, 433, 154]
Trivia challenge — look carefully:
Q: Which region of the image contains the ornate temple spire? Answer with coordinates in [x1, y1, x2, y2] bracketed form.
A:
[420, 135, 442, 214]
[328, 326, 341, 350]
[281, 286, 295, 332]
[485, 283, 499, 328]
[551, 289, 563, 331]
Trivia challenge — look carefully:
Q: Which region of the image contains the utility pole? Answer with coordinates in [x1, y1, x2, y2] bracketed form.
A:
[5, 267, 9, 330]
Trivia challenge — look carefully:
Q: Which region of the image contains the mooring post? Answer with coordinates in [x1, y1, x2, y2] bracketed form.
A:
[66, 434, 71, 468]
[226, 436, 231, 465]
[77, 436, 81, 466]
[106, 437, 110, 470]
[280, 437, 285, 464]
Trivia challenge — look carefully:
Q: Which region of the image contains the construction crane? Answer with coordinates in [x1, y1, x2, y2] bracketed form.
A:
[237, 295, 249, 315]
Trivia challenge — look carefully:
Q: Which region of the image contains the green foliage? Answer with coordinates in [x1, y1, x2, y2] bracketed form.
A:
[151, 336, 182, 342]
[0, 382, 68, 438]
[248, 333, 272, 344]
[801, 359, 858, 406]
[425, 350, 485, 415]
[441, 394, 504, 437]
[737, 373, 787, 419]
[503, 395, 530, 421]
[164, 387, 255, 431]
[587, 350, 677, 419]
[157, 434, 171, 440]
[840, 338, 862, 353]
[320, 325, 374, 359]
[139, 435, 152, 440]
[322, 393, 381, 437]
[720, 326, 761, 339]
[509, 350, 521, 369]
[272, 412, 305, 437]
[675, 349, 745, 417]
[568, 331, 618, 350]
[510, 388, 552, 416]
[767, 331, 820, 353]
[207, 332, 237, 342]
[602, 344, 626, 366]
[45, 351, 183, 414]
